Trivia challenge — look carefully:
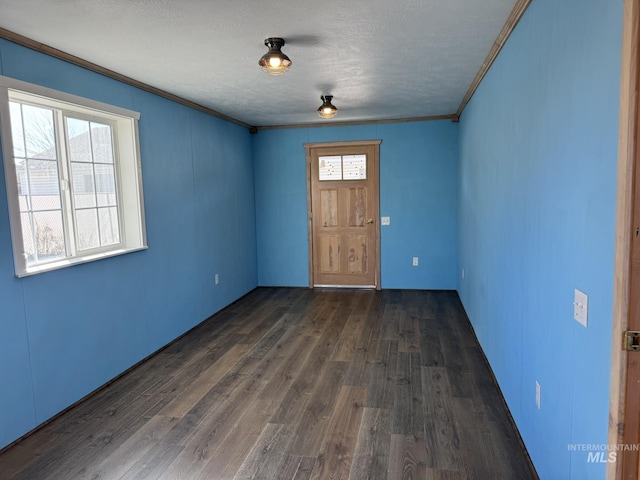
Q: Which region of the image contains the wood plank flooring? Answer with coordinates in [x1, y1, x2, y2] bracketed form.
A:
[0, 288, 538, 480]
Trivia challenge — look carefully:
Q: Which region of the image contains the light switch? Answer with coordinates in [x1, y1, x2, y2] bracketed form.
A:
[574, 289, 588, 328]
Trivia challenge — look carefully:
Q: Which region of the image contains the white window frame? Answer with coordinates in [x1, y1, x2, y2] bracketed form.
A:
[0, 76, 147, 277]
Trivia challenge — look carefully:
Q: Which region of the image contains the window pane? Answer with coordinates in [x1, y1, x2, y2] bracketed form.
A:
[90, 122, 114, 164]
[98, 207, 120, 246]
[22, 104, 56, 160]
[33, 210, 66, 262]
[342, 155, 367, 180]
[66, 117, 91, 163]
[97, 192, 117, 208]
[19, 195, 30, 212]
[71, 162, 96, 208]
[15, 158, 29, 195]
[95, 164, 116, 207]
[76, 209, 100, 250]
[319, 156, 342, 181]
[28, 159, 61, 211]
[9, 102, 26, 158]
[20, 212, 36, 265]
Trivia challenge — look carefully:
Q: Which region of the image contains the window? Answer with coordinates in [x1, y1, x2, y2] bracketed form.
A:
[0, 76, 147, 277]
[318, 154, 367, 181]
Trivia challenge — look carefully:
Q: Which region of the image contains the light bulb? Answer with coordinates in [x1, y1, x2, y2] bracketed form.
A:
[269, 57, 282, 68]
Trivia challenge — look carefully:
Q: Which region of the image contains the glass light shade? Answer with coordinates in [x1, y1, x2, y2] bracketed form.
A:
[317, 95, 338, 119]
[259, 38, 292, 75]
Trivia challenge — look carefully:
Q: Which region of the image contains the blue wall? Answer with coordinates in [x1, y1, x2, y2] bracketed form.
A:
[0, 2, 627, 476]
[0, 39, 258, 449]
[253, 121, 459, 289]
[458, 0, 622, 478]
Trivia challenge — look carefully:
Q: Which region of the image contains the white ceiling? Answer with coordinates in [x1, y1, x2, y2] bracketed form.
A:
[0, 0, 519, 128]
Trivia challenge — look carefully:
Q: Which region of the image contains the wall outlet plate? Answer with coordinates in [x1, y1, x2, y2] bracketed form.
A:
[574, 289, 588, 328]
[381, 216, 390, 225]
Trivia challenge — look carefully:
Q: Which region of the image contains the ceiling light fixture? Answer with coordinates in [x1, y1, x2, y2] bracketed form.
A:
[258, 38, 292, 75]
[317, 95, 338, 119]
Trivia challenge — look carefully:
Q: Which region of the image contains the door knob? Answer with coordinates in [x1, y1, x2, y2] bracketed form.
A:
[367, 218, 374, 224]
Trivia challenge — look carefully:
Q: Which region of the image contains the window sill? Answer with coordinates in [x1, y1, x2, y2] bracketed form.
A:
[16, 245, 148, 278]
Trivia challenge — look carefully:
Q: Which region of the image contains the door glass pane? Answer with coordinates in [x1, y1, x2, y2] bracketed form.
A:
[319, 156, 342, 180]
[342, 155, 367, 180]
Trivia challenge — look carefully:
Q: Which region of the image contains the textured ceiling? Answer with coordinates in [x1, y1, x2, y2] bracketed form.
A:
[0, 0, 518, 127]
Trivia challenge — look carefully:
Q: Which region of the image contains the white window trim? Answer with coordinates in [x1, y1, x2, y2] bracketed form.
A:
[0, 75, 148, 277]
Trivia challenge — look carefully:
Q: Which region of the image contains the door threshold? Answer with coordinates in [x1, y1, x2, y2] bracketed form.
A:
[314, 284, 376, 289]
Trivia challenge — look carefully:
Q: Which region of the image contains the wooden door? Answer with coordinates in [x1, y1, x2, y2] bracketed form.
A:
[609, 0, 640, 478]
[619, 110, 640, 478]
[305, 141, 381, 289]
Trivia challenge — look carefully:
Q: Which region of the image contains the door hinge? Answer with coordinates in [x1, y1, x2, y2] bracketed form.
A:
[623, 331, 640, 351]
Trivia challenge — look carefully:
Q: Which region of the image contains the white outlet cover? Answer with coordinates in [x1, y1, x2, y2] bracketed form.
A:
[381, 216, 390, 225]
[574, 289, 588, 328]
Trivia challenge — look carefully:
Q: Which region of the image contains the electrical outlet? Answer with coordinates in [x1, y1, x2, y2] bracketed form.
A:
[412, 257, 419, 267]
[381, 216, 390, 226]
[574, 289, 588, 328]
[535, 381, 541, 410]
[215, 273, 220, 285]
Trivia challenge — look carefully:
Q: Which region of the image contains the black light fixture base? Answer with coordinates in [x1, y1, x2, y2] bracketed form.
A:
[264, 37, 285, 49]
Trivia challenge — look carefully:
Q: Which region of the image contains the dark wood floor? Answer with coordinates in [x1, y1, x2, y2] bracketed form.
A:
[0, 288, 537, 480]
